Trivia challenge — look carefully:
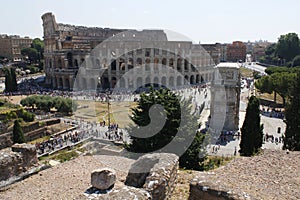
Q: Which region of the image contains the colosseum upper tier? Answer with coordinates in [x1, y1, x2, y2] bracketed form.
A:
[42, 12, 216, 91]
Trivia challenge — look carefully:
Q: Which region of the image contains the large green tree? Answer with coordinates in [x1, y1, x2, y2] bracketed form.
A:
[255, 72, 296, 105]
[276, 33, 300, 62]
[239, 96, 263, 156]
[126, 88, 206, 170]
[21, 38, 44, 64]
[284, 72, 300, 151]
[12, 119, 26, 144]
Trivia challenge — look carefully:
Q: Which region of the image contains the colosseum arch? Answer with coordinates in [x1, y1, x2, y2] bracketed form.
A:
[161, 76, 167, 86]
[137, 77, 143, 87]
[190, 75, 195, 85]
[177, 76, 182, 86]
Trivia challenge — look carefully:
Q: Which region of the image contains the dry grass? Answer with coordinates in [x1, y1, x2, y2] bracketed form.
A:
[74, 100, 137, 128]
[256, 91, 284, 104]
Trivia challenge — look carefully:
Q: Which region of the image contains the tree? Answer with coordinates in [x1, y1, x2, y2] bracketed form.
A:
[21, 48, 39, 64]
[284, 72, 300, 151]
[239, 96, 263, 156]
[31, 38, 44, 60]
[12, 120, 26, 144]
[3, 67, 17, 92]
[255, 72, 296, 105]
[21, 38, 44, 64]
[271, 72, 296, 106]
[292, 55, 300, 67]
[276, 33, 300, 62]
[126, 88, 206, 170]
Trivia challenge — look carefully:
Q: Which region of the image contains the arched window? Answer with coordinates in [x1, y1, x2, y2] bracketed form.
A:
[67, 52, 73, 67]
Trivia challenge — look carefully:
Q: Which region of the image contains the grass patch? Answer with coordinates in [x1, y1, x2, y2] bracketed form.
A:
[51, 150, 79, 162]
[202, 155, 233, 171]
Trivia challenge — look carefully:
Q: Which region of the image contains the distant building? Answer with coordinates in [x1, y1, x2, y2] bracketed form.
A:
[252, 45, 266, 62]
[0, 35, 32, 62]
[226, 41, 246, 62]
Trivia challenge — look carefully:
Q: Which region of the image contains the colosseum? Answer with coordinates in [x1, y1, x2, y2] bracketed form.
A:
[42, 12, 216, 91]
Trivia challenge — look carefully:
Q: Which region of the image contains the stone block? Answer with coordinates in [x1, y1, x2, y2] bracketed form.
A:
[91, 168, 116, 190]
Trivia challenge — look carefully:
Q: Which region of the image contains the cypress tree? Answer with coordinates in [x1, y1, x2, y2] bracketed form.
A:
[239, 96, 263, 156]
[284, 72, 300, 150]
[4, 67, 17, 92]
[12, 119, 26, 144]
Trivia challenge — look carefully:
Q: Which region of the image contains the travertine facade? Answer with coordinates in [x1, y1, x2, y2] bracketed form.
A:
[42, 13, 215, 91]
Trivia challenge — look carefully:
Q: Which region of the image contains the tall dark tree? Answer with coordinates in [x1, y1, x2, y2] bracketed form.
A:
[240, 96, 263, 156]
[126, 88, 206, 170]
[12, 120, 26, 144]
[284, 72, 300, 151]
[3, 67, 17, 92]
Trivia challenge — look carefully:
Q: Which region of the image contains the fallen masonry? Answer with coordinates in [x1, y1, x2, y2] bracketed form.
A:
[0, 143, 38, 182]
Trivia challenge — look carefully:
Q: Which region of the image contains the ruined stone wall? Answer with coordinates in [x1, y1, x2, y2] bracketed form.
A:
[125, 153, 179, 200]
[0, 144, 37, 181]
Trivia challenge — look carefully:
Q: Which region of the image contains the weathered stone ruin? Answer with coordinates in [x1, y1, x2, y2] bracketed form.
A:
[0, 143, 37, 181]
[85, 153, 179, 200]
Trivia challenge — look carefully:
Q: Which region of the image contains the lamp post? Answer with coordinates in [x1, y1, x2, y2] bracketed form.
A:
[98, 77, 111, 130]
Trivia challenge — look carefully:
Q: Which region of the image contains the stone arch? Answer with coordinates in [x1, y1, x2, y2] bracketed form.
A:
[145, 76, 151, 85]
[67, 52, 73, 67]
[111, 77, 117, 88]
[119, 77, 126, 88]
[161, 76, 167, 87]
[169, 58, 174, 68]
[177, 76, 182, 86]
[128, 58, 134, 69]
[184, 59, 189, 71]
[162, 58, 167, 66]
[111, 59, 116, 70]
[119, 58, 125, 70]
[58, 59, 62, 69]
[137, 58, 143, 66]
[184, 75, 189, 85]
[177, 58, 182, 71]
[190, 75, 195, 85]
[137, 77, 143, 87]
[58, 77, 63, 89]
[65, 78, 70, 90]
[196, 74, 200, 84]
[153, 77, 160, 88]
[169, 77, 174, 87]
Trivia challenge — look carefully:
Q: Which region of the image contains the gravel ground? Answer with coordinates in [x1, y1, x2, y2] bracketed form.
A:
[0, 155, 135, 200]
[187, 149, 300, 200]
[0, 150, 299, 200]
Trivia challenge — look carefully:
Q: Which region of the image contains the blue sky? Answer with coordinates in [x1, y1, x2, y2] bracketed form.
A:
[1, 0, 299, 43]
